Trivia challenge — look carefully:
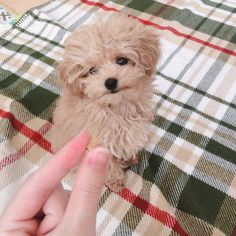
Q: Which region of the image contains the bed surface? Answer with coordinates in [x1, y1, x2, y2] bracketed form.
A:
[0, 1, 236, 235]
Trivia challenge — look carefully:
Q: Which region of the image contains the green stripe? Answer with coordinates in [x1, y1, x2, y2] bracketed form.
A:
[0, 69, 58, 118]
[201, 0, 236, 13]
[214, 196, 236, 236]
[0, 69, 19, 89]
[126, 0, 153, 11]
[15, 25, 64, 49]
[206, 139, 236, 164]
[154, 116, 207, 149]
[28, 11, 67, 31]
[99, 189, 112, 207]
[115, 207, 143, 234]
[157, 72, 236, 113]
[157, 92, 236, 133]
[20, 86, 58, 116]
[0, 119, 18, 140]
[178, 174, 225, 224]
[111, 0, 236, 43]
[0, 69, 35, 99]
[0, 38, 55, 66]
[153, 115, 236, 164]
[133, 152, 186, 207]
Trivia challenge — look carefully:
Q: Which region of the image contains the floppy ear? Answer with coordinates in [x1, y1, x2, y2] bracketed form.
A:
[136, 29, 161, 76]
[57, 57, 85, 96]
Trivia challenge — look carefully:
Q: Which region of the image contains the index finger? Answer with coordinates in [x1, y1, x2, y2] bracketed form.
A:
[3, 130, 90, 220]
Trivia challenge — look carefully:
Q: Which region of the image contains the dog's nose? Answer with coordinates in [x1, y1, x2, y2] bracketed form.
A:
[105, 78, 118, 91]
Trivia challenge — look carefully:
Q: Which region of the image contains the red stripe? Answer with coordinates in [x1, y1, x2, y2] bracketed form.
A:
[82, 0, 119, 12]
[0, 122, 52, 171]
[81, 0, 236, 57]
[119, 188, 189, 236]
[0, 109, 52, 153]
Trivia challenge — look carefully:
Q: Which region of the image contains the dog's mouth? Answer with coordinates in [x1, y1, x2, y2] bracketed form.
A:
[94, 85, 136, 106]
[94, 86, 133, 102]
[110, 86, 131, 94]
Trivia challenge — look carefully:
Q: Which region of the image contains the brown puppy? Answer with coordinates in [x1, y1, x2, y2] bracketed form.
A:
[52, 13, 161, 192]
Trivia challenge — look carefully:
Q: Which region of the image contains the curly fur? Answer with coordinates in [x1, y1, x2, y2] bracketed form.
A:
[52, 13, 161, 192]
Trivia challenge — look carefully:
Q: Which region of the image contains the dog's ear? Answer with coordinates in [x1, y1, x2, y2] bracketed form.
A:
[57, 57, 85, 96]
[136, 29, 161, 76]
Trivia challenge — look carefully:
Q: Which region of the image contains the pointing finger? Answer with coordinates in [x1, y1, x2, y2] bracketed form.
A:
[3, 130, 90, 221]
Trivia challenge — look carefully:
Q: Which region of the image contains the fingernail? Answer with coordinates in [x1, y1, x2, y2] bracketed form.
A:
[64, 130, 90, 155]
[87, 148, 111, 170]
[75, 129, 90, 140]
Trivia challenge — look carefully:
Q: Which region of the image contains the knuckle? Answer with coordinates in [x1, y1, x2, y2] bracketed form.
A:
[77, 180, 102, 195]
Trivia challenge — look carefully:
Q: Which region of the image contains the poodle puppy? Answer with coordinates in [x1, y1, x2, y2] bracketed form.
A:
[52, 13, 161, 192]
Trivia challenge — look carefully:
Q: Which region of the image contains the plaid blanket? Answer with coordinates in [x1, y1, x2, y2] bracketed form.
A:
[0, 0, 236, 235]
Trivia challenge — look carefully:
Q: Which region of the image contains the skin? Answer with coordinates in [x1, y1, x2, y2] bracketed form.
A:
[0, 131, 110, 236]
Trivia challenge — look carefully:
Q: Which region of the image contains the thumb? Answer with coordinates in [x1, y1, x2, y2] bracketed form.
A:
[59, 148, 110, 234]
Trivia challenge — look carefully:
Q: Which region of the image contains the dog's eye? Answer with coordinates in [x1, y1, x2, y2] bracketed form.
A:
[116, 57, 128, 66]
[89, 67, 97, 75]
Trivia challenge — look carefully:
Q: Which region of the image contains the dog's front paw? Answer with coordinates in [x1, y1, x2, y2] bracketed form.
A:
[106, 177, 125, 192]
[129, 155, 139, 165]
[106, 161, 125, 192]
[118, 155, 139, 167]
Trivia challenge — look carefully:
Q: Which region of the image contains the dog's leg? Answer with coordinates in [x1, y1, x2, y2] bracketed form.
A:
[117, 155, 139, 166]
[105, 156, 126, 192]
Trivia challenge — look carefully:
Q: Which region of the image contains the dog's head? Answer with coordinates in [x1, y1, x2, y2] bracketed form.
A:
[58, 13, 161, 106]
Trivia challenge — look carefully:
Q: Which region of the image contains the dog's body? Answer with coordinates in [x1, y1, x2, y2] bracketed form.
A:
[52, 13, 161, 191]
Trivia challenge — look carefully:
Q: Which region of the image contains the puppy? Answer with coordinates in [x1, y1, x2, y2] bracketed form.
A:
[52, 13, 161, 192]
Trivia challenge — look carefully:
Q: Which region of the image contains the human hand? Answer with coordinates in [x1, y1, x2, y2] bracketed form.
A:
[0, 131, 110, 236]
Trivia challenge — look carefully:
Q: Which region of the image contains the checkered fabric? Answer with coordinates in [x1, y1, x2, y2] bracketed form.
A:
[0, 0, 236, 235]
